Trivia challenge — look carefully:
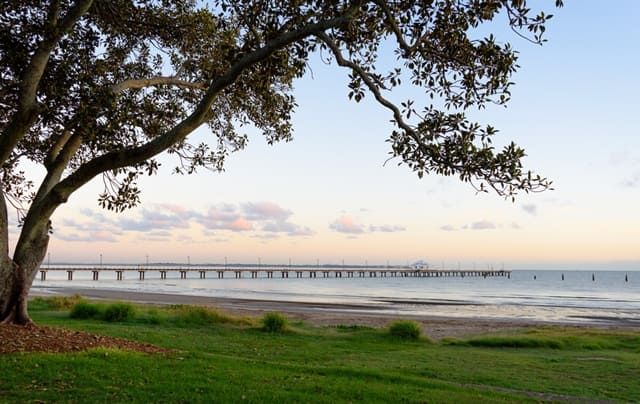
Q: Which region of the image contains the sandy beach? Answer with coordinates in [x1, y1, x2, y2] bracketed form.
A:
[33, 287, 640, 340]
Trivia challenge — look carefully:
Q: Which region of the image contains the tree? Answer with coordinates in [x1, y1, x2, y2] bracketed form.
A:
[0, 0, 560, 325]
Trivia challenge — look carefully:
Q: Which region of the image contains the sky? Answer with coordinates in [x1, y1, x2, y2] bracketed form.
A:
[13, 2, 640, 269]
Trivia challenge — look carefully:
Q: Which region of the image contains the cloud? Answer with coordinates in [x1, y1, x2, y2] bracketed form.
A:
[175, 234, 195, 243]
[118, 207, 192, 231]
[522, 204, 537, 216]
[252, 233, 280, 240]
[441, 220, 510, 231]
[369, 224, 406, 233]
[60, 218, 123, 234]
[200, 202, 314, 235]
[194, 206, 251, 232]
[78, 208, 109, 221]
[55, 217, 123, 242]
[511, 222, 522, 230]
[621, 172, 640, 188]
[227, 217, 253, 231]
[148, 230, 172, 237]
[288, 227, 315, 236]
[242, 201, 291, 221]
[55, 230, 118, 243]
[329, 213, 405, 235]
[262, 221, 314, 236]
[137, 230, 174, 242]
[238, 202, 315, 236]
[329, 215, 365, 234]
[58, 202, 312, 241]
[470, 220, 496, 230]
[198, 205, 250, 231]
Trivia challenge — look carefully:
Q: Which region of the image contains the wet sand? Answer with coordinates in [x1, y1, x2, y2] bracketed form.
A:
[32, 287, 640, 340]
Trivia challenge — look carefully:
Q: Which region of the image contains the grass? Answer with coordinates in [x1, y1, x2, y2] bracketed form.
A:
[1, 296, 639, 403]
[388, 319, 423, 340]
[261, 312, 288, 333]
[29, 293, 83, 311]
[69, 301, 137, 322]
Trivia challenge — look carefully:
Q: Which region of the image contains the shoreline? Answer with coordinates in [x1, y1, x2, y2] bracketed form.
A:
[31, 286, 640, 340]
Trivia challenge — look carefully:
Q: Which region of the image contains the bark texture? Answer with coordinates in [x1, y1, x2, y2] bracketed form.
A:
[0, 186, 50, 324]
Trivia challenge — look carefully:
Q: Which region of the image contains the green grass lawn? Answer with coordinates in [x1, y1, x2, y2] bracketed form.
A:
[1, 297, 639, 403]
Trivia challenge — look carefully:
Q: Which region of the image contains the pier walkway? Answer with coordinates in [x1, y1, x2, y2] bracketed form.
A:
[38, 266, 511, 281]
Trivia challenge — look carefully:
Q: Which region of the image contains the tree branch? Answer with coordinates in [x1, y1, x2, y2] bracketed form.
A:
[316, 32, 419, 143]
[370, 0, 419, 53]
[35, 132, 83, 204]
[44, 129, 73, 169]
[110, 77, 207, 94]
[29, 5, 363, 225]
[0, 0, 95, 164]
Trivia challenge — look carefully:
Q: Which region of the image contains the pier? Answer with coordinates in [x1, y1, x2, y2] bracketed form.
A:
[37, 266, 511, 281]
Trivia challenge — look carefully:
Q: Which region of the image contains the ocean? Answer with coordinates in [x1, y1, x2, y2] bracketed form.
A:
[32, 268, 640, 325]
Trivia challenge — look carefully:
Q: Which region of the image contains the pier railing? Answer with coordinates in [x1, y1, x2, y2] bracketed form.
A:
[37, 266, 511, 281]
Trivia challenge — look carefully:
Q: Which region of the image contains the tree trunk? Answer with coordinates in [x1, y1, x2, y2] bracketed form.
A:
[0, 259, 33, 325]
[0, 221, 50, 325]
[0, 249, 49, 325]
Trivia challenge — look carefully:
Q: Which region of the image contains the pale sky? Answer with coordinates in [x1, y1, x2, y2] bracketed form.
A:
[13, 2, 640, 269]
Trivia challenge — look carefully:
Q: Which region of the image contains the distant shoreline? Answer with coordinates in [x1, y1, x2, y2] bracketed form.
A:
[31, 286, 640, 340]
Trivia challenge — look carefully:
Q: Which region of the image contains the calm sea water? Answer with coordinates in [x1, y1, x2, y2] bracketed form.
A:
[32, 268, 640, 325]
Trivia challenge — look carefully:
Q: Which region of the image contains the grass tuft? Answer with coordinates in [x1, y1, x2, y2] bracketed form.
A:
[447, 329, 640, 350]
[168, 305, 252, 326]
[388, 320, 422, 340]
[69, 301, 103, 319]
[261, 312, 288, 333]
[451, 336, 564, 349]
[139, 307, 169, 325]
[30, 294, 84, 311]
[102, 302, 137, 322]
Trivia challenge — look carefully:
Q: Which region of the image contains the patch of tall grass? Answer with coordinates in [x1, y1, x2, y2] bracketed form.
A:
[167, 305, 253, 327]
[69, 301, 103, 319]
[445, 329, 640, 350]
[447, 336, 564, 349]
[102, 302, 137, 322]
[29, 294, 84, 311]
[66, 300, 254, 327]
[388, 320, 423, 340]
[69, 301, 136, 322]
[261, 312, 288, 333]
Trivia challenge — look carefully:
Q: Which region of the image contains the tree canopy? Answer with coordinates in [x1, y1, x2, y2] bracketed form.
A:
[0, 0, 560, 324]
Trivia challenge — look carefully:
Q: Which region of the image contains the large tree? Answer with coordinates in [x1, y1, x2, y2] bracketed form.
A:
[0, 0, 559, 324]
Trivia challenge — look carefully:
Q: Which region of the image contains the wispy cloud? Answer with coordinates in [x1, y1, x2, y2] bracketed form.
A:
[621, 172, 640, 188]
[470, 220, 497, 230]
[329, 215, 365, 234]
[242, 201, 291, 221]
[262, 221, 314, 236]
[55, 230, 119, 243]
[55, 217, 123, 243]
[119, 207, 193, 231]
[137, 230, 173, 242]
[442, 219, 514, 232]
[522, 204, 537, 216]
[369, 224, 406, 233]
[329, 215, 405, 235]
